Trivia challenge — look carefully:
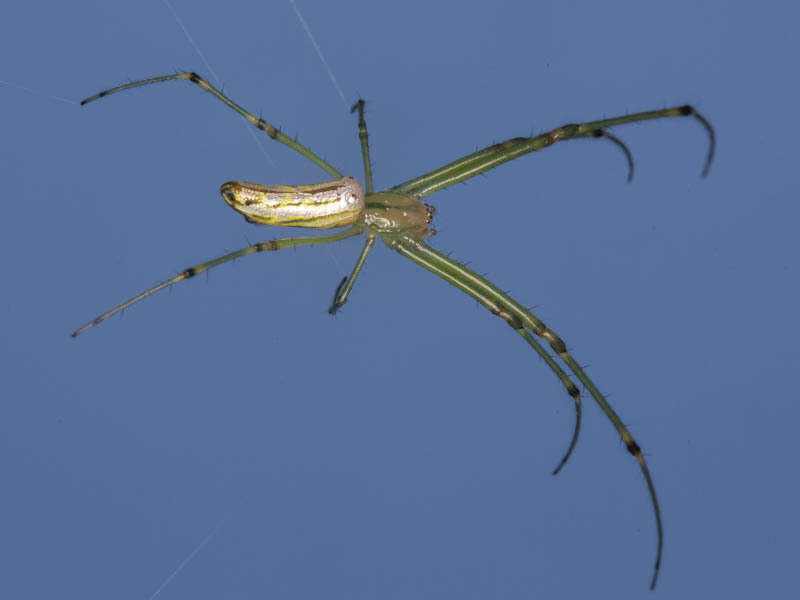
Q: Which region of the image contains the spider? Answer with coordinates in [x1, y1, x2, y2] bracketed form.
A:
[72, 71, 714, 589]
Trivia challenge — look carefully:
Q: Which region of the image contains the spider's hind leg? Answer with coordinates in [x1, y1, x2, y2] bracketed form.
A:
[73, 225, 364, 337]
[81, 71, 343, 179]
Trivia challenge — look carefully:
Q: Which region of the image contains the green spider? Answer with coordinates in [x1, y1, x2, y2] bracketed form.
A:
[73, 71, 715, 589]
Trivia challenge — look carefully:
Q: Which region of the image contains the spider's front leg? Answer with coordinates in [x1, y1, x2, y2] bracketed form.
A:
[390, 234, 663, 590]
[392, 105, 715, 199]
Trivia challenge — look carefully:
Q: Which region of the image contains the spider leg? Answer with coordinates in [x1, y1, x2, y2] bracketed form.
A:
[392, 105, 715, 198]
[329, 232, 377, 314]
[517, 325, 582, 475]
[581, 129, 635, 182]
[351, 99, 375, 193]
[389, 234, 663, 590]
[81, 72, 342, 178]
[72, 224, 364, 337]
[388, 238, 580, 471]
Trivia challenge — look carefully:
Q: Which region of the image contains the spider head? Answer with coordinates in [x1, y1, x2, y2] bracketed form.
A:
[364, 193, 435, 239]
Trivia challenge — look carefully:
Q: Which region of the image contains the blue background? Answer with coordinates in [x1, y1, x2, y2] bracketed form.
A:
[2, 1, 797, 597]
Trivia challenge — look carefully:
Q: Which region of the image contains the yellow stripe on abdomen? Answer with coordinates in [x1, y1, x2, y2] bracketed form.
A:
[220, 176, 365, 229]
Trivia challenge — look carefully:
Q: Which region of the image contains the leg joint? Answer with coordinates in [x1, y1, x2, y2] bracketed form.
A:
[548, 123, 579, 143]
[256, 240, 279, 252]
[255, 118, 278, 138]
[542, 329, 567, 354]
[626, 439, 642, 456]
[491, 304, 524, 331]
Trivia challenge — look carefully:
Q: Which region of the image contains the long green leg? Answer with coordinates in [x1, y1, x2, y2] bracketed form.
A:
[588, 130, 635, 182]
[351, 99, 375, 193]
[517, 325, 582, 475]
[389, 234, 663, 590]
[81, 72, 343, 179]
[329, 232, 377, 314]
[72, 225, 364, 337]
[392, 105, 715, 198]
[389, 240, 580, 471]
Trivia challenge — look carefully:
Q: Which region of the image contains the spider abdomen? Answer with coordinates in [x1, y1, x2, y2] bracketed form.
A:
[220, 176, 365, 228]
